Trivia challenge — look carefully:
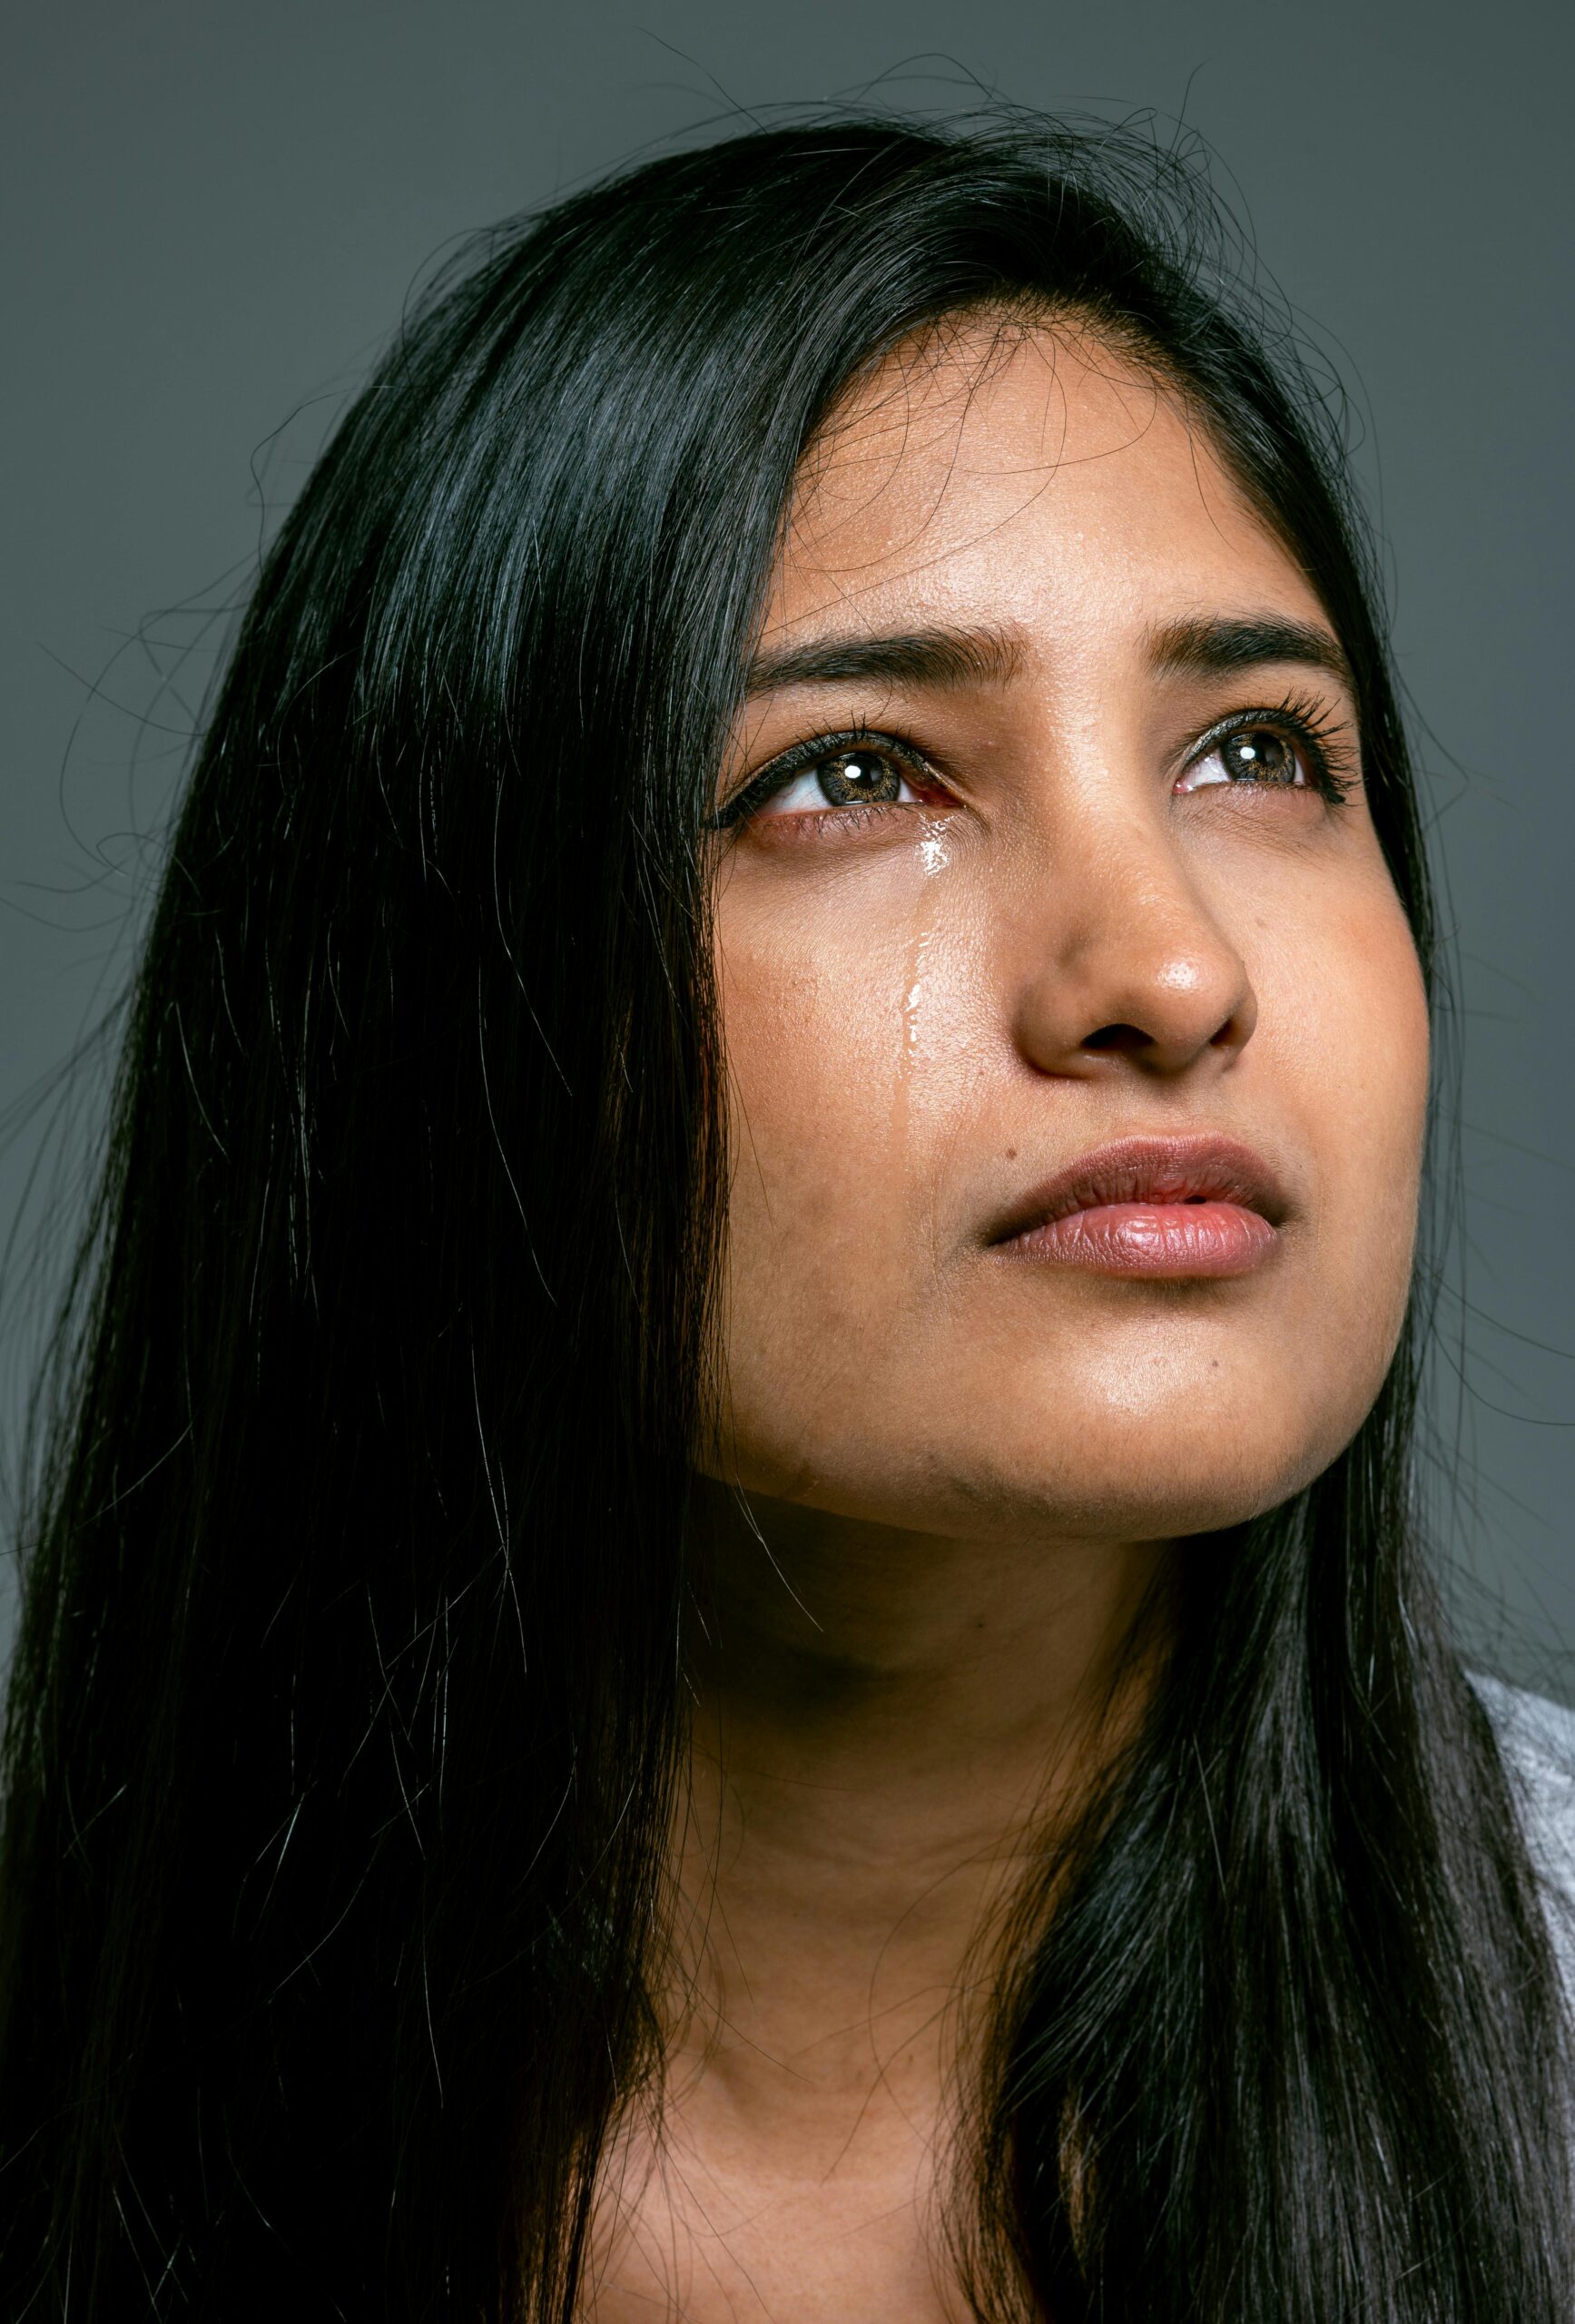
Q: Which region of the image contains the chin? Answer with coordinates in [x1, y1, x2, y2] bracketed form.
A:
[711, 1342, 1393, 1541]
[950, 1390, 1378, 1542]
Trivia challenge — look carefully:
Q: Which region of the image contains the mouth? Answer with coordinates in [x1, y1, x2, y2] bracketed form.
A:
[985, 1133, 1289, 1280]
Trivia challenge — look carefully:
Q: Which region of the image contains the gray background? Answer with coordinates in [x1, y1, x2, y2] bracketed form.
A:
[5, 1, 1572, 1692]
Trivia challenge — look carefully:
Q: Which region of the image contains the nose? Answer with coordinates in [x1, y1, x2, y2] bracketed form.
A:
[1009, 822, 1256, 1080]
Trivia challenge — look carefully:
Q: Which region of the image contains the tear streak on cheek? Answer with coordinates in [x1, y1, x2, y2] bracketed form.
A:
[892, 824, 955, 1217]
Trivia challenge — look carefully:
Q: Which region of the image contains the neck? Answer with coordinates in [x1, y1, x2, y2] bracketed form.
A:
[670, 1485, 1170, 2122]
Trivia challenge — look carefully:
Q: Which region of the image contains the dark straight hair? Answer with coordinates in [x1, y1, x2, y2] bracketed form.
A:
[0, 113, 1569, 2322]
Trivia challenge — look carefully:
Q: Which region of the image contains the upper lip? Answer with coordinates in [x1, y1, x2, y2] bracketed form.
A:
[984, 1133, 1291, 1246]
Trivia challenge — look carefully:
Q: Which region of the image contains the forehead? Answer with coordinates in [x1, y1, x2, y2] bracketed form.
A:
[768, 317, 1324, 647]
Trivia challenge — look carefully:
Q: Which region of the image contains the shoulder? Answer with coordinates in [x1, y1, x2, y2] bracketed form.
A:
[1468, 1669, 1575, 1984]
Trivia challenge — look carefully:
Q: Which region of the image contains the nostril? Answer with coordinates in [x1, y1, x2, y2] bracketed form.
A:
[1082, 1022, 1151, 1054]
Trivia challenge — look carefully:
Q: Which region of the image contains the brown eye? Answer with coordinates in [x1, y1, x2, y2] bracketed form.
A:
[811, 750, 905, 806]
[1177, 724, 1308, 793]
[1220, 727, 1302, 783]
[758, 746, 920, 817]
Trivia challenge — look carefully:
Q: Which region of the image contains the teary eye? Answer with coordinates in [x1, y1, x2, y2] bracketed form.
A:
[713, 729, 948, 831]
[763, 747, 916, 813]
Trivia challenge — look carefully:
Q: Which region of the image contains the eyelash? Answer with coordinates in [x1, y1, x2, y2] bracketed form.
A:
[710, 723, 930, 831]
[1185, 693, 1356, 808]
[713, 695, 1356, 832]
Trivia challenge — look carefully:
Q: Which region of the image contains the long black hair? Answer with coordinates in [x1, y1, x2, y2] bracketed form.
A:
[1, 113, 1569, 2322]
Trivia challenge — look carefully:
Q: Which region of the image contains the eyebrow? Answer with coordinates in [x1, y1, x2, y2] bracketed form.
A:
[741, 625, 1021, 699]
[739, 611, 1354, 704]
[1147, 614, 1354, 690]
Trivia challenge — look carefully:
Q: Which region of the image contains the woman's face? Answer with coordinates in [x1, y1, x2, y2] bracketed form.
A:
[706, 319, 1428, 1542]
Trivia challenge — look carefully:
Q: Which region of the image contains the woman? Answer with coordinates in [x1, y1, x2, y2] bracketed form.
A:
[0, 111, 1570, 2322]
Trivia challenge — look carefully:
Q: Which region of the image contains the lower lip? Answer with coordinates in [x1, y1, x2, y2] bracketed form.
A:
[1001, 1200, 1277, 1278]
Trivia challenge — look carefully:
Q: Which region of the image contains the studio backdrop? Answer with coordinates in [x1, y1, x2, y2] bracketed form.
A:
[4, 0, 1572, 1689]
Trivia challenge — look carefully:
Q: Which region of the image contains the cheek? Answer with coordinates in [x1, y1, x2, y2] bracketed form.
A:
[706, 846, 1432, 1531]
[712, 879, 988, 1458]
[720, 935, 897, 1249]
[1286, 882, 1428, 1180]
[1254, 877, 1430, 1379]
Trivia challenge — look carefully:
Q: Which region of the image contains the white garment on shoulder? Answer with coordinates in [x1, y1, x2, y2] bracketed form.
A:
[1470, 1670, 1575, 2006]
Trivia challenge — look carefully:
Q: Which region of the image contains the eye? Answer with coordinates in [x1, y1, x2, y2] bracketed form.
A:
[714, 731, 948, 832]
[761, 745, 920, 816]
[1175, 721, 1314, 795]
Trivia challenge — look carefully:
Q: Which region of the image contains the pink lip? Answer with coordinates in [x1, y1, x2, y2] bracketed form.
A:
[987, 1134, 1287, 1280]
